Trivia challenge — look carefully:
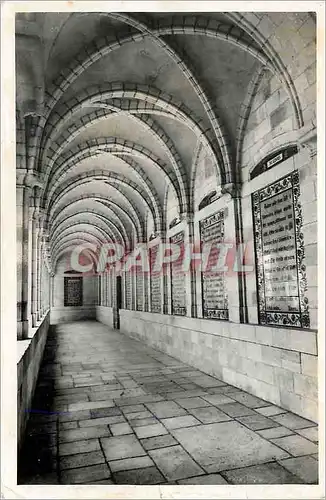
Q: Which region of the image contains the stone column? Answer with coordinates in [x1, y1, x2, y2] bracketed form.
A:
[31, 211, 39, 326]
[222, 185, 246, 324]
[16, 174, 31, 339]
[183, 215, 197, 318]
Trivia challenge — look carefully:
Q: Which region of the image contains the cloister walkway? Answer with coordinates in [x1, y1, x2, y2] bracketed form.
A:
[18, 321, 318, 485]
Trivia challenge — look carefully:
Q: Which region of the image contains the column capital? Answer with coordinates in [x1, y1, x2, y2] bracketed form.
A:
[16, 169, 44, 189]
[298, 126, 317, 158]
[221, 183, 242, 199]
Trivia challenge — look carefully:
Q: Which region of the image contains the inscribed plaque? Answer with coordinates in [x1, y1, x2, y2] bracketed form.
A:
[199, 211, 229, 320]
[64, 277, 83, 307]
[170, 231, 186, 316]
[252, 171, 309, 327]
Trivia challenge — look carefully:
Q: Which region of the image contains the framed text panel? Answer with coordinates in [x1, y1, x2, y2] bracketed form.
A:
[170, 231, 186, 316]
[199, 210, 229, 320]
[252, 171, 309, 328]
[64, 277, 83, 307]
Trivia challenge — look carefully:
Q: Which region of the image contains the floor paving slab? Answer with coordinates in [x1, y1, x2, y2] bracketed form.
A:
[279, 456, 318, 484]
[113, 466, 165, 484]
[149, 445, 205, 481]
[222, 462, 303, 484]
[140, 434, 178, 451]
[189, 406, 232, 424]
[109, 456, 154, 473]
[101, 434, 147, 461]
[271, 412, 317, 430]
[170, 421, 290, 472]
[296, 427, 318, 442]
[258, 426, 295, 439]
[161, 415, 201, 429]
[60, 463, 111, 484]
[59, 438, 101, 457]
[177, 473, 228, 485]
[110, 422, 133, 436]
[236, 414, 280, 431]
[145, 401, 187, 418]
[216, 402, 257, 417]
[134, 423, 168, 439]
[270, 435, 318, 456]
[60, 451, 105, 470]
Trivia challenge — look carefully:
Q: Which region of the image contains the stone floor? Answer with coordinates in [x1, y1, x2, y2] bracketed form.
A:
[18, 321, 319, 485]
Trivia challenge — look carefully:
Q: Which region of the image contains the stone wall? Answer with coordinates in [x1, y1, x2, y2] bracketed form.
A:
[96, 305, 114, 327]
[118, 310, 318, 422]
[17, 311, 50, 450]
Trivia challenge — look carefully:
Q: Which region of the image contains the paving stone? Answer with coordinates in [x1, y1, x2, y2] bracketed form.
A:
[229, 392, 270, 408]
[149, 445, 205, 481]
[167, 390, 209, 399]
[145, 401, 187, 418]
[59, 425, 111, 443]
[59, 438, 101, 457]
[113, 466, 165, 484]
[60, 451, 105, 470]
[271, 413, 316, 430]
[101, 434, 147, 461]
[236, 414, 280, 431]
[192, 376, 226, 388]
[222, 462, 302, 484]
[258, 426, 295, 439]
[140, 434, 178, 451]
[80, 415, 125, 427]
[90, 406, 122, 418]
[59, 421, 78, 430]
[110, 422, 133, 436]
[279, 456, 318, 484]
[121, 404, 147, 414]
[59, 410, 91, 422]
[189, 406, 231, 424]
[217, 403, 257, 417]
[114, 395, 165, 406]
[68, 400, 115, 412]
[175, 397, 211, 409]
[202, 394, 236, 406]
[134, 423, 168, 439]
[296, 427, 318, 442]
[178, 474, 228, 485]
[270, 435, 318, 456]
[256, 405, 288, 417]
[170, 421, 290, 472]
[129, 416, 159, 427]
[60, 463, 111, 484]
[125, 410, 153, 420]
[109, 456, 154, 473]
[90, 390, 124, 401]
[161, 415, 201, 430]
[87, 479, 114, 484]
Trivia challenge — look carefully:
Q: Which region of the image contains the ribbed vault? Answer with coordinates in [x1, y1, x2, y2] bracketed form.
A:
[15, 11, 315, 270]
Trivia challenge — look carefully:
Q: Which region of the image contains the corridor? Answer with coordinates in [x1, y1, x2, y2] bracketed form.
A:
[18, 321, 318, 486]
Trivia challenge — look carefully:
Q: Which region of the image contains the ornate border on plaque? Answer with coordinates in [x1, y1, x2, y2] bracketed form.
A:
[199, 211, 229, 321]
[170, 231, 186, 316]
[252, 171, 310, 328]
[64, 277, 83, 307]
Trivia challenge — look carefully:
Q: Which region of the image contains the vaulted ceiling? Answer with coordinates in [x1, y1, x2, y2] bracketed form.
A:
[15, 11, 316, 271]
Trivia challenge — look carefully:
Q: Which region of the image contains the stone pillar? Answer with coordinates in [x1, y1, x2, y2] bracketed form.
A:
[183, 215, 197, 318]
[222, 184, 248, 324]
[16, 175, 31, 339]
[31, 211, 39, 326]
